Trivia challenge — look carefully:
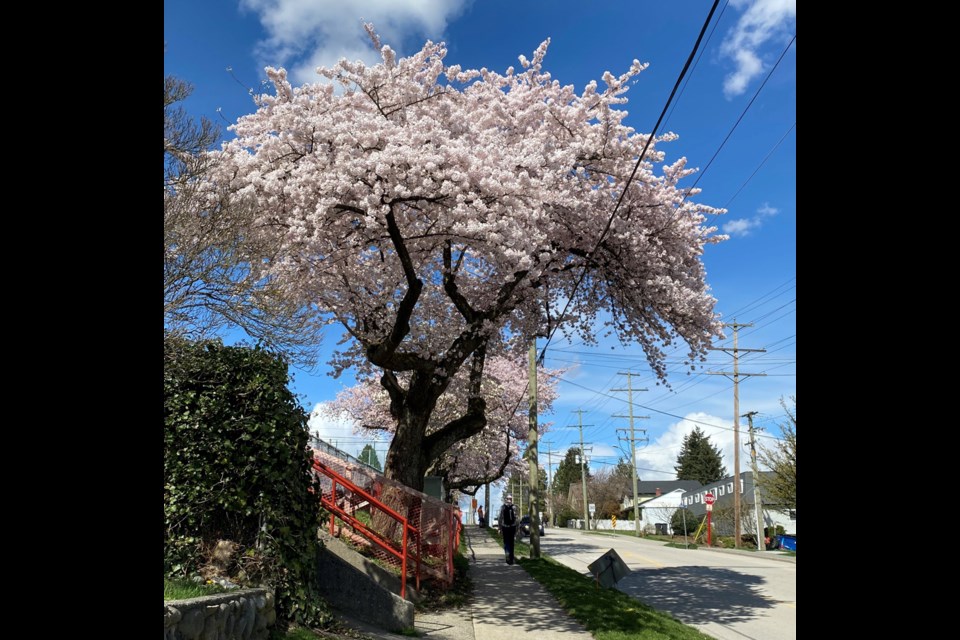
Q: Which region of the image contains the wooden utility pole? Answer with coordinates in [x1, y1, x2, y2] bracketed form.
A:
[613, 372, 648, 537]
[543, 441, 555, 528]
[744, 411, 764, 548]
[572, 409, 591, 531]
[528, 339, 540, 558]
[709, 321, 765, 548]
[484, 481, 491, 528]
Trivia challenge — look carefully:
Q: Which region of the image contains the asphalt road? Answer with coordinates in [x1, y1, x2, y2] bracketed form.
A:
[529, 527, 796, 640]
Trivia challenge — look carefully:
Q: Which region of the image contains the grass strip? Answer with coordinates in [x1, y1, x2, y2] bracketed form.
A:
[163, 577, 226, 601]
[489, 528, 711, 640]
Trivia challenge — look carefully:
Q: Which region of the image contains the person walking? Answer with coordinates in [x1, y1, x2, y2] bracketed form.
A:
[498, 494, 519, 564]
[477, 505, 486, 527]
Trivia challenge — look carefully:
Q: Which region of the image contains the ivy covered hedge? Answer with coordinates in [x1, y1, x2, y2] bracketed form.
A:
[163, 336, 331, 628]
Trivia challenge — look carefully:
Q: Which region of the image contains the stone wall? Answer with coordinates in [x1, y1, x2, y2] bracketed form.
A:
[164, 588, 275, 640]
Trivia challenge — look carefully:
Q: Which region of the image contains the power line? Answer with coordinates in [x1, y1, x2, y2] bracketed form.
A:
[745, 298, 796, 325]
[542, 370, 783, 440]
[719, 283, 795, 324]
[722, 121, 796, 210]
[662, 0, 731, 131]
[537, 0, 724, 367]
[688, 34, 797, 197]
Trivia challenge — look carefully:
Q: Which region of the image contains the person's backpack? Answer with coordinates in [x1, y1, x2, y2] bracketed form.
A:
[501, 504, 517, 527]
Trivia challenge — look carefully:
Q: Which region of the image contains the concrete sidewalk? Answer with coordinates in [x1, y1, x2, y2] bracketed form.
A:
[343, 526, 592, 640]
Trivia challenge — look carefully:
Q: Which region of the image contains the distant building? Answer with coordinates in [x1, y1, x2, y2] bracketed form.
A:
[636, 488, 687, 535]
[620, 480, 703, 512]
[682, 471, 796, 536]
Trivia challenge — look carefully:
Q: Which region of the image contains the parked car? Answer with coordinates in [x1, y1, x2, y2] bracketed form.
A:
[517, 515, 545, 538]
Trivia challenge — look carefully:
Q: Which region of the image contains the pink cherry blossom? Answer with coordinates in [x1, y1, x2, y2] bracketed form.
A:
[211, 26, 723, 490]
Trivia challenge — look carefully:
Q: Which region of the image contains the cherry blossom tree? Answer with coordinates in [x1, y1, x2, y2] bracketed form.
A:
[212, 25, 724, 490]
[322, 354, 560, 493]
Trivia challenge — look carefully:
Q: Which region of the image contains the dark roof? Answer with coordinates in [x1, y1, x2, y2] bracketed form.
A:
[637, 480, 702, 494]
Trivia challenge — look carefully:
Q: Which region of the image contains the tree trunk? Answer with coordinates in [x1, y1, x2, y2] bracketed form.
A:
[384, 402, 433, 493]
[380, 346, 488, 493]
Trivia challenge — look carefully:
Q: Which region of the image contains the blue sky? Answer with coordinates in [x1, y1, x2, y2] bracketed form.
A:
[165, 0, 796, 515]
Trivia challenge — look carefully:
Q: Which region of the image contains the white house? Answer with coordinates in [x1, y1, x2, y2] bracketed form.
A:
[638, 488, 687, 535]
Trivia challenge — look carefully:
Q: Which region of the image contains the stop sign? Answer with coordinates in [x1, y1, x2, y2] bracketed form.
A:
[704, 493, 715, 505]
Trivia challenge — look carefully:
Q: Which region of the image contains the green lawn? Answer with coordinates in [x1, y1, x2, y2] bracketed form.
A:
[163, 577, 225, 601]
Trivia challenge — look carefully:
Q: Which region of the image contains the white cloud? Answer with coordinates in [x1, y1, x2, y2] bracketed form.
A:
[723, 202, 779, 236]
[723, 48, 763, 97]
[588, 443, 621, 462]
[307, 402, 359, 443]
[721, 0, 796, 98]
[634, 412, 738, 480]
[240, 0, 469, 85]
[756, 202, 779, 217]
[722, 218, 761, 237]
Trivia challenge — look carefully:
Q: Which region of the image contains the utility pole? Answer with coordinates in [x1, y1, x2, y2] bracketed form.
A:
[484, 482, 490, 528]
[572, 409, 591, 531]
[542, 442, 555, 528]
[528, 339, 540, 557]
[709, 321, 766, 548]
[613, 372, 648, 537]
[744, 411, 764, 549]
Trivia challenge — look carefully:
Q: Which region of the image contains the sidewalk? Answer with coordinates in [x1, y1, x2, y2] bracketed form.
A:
[342, 525, 592, 640]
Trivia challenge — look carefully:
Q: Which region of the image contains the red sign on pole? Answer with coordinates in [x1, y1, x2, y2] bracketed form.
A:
[705, 493, 715, 546]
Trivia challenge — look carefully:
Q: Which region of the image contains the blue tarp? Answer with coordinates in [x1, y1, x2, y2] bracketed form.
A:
[777, 534, 797, 551]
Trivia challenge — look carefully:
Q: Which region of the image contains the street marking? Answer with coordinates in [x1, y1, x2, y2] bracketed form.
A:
[617, 549, 665, 568]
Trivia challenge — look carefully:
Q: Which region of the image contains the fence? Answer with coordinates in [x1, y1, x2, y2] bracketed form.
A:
[310, 444, 459, 597]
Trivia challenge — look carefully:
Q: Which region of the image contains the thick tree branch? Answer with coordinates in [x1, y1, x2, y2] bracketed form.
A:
[367, 208, 423, 368]
[332, 203, 367, 216]
[424, 345, 488, 461]
[380, 370, 406, 418]
[434, 269, 528, 381]
[485, 269, 530, 319]
[423, 409, 487, 467]
[442, 241, 477, 322]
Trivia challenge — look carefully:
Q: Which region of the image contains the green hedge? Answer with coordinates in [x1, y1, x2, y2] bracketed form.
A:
[164, 336, 330, 628]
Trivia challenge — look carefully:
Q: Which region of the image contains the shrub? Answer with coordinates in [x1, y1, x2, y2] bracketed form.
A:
[670, 509, 702, 536]
[164, 336, 331, 628]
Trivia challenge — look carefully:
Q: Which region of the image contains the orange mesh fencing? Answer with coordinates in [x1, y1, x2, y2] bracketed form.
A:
[310, 438, 460, 593]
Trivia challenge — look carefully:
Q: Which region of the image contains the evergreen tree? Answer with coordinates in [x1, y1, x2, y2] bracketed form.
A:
[359, 444, 383, 471]
[674, 427, 727, 484]
[614, 457, 634, 495]
[552, 447, 591, 500]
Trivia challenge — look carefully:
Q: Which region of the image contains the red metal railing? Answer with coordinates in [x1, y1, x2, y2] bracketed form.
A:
[310, 444, 459, 589]
[312, 457, 421, 598]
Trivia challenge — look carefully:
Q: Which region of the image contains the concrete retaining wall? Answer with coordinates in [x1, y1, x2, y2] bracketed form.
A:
[164, 588, 275, 640]
[315, 532, 415, 631]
